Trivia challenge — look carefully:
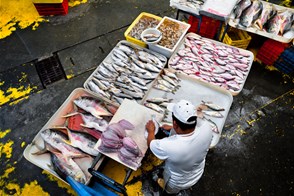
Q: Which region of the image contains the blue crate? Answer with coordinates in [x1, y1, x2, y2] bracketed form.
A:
[274, 46, 294, 74]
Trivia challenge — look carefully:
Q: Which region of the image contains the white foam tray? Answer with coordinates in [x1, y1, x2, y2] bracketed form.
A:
[168, 32, 254, 96]
[83, 40, 167, 106]
[170, 0, 202, 15]
[149, 16, 191, 58]
[23, 88, 117, 185]
[142, 70, 233, 147]
[228, 1, 294, 43]
[94, 99, 164, 171]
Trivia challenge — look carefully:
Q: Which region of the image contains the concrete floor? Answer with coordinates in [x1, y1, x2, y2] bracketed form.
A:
[1, 0, 293, 195]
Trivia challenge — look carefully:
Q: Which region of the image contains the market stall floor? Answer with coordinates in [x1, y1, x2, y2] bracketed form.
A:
[0, 0, 293, 195]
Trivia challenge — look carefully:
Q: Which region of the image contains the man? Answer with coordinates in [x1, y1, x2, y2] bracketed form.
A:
[145, 100, 213, 195]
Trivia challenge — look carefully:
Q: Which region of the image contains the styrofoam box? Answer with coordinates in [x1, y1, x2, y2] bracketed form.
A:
[142, 70, 233, 147]
[23, 88, 117, 185]
[149, 16, 191, 58]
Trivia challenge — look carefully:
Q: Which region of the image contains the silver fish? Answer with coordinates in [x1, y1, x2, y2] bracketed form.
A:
[163, 69, 180, 81]
[203, 110, 224, 118]
[146, 97, 172, 104]
[144, 102, 165, 113]
[204, 117, 219, 134]
[201, 101, 225, 111]
[157, 79, 176, 89]
[93, 72, 113, 81]
[92, 78, 108, 91]
[153, 84, 174, 93]
[112, 95, 124, 105]
[117, 44, 134, 55]
[234, 0, 252, 19]
[120, 88, 144, 99]
[162, 75, 179, 87]
[144, 63, 161, 73]
[136, 72, 156, 80]
[130, 75, 147, 86]
[87, 81, 111, 99]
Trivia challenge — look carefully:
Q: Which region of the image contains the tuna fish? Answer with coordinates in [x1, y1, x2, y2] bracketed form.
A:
[240, 0, 263, 27]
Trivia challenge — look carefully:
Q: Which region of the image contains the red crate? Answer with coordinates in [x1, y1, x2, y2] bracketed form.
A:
[188, 15, 221, 39]
[256, 39, 289, 66]
[34, 0, 68, 16]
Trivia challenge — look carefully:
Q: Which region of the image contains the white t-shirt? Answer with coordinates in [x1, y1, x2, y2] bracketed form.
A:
[150, 120, 212, 191]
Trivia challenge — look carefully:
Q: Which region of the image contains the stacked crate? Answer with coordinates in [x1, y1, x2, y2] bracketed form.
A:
[274, 46, 294, 74]
[221, 27, 252, 49]
[188, 15, 220, 39]
[256, 39, 289, 66]
[33, 0, 68, 16]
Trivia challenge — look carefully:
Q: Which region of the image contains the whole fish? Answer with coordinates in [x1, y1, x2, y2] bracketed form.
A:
[87, 80, 111, 99]
[240, 0, 263, 27]
[161, 75, 179, 87]
[65, 129, 99, 156]
[136, 72, 157, 80]
[130, 75, 147, 86]
[41, 142, 88, 184]
[120, 88, 144, 99]
[153, 84, 174, 93]
[163, 69, 180, 81]
[234, 0, 252, 19]
[146, 97, 172, 104]
[204, 117, 219, 134]
[144, 63, 161, 73]
[80, 113, 109, 132]
[203, 110, 224, 118]
[254, 3, 276, 30]
[40, 129, 88, 158]
[73, 97, 113, 119]
[144, 102, 165, 113]
[92, 78, 108, 91]
[201, 101, 225, 111]
[157, 79, 176, 89]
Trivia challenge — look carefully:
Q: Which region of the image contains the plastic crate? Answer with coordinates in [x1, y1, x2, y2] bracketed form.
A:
[124, 12, 162, 48]
[221, 27, 251, 49]
[188, 15, 220, 39]
[274, 46, 294, 74]
[34, 0, 68, 16]
[256, 39, 289, 66]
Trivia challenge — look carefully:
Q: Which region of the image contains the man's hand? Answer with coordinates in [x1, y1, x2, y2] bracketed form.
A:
[146, 120, 155, 134]
[146, 120, 156, 147]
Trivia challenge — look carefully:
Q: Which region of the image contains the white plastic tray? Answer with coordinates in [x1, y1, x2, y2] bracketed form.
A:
[94, 99, 164, 171]
[83, 40, 167, 106]
[168, 33, 254, 96]
[142, 71, 233, 147]
[170, 0, 202, 15]
[228, 1, 294, 43]
[23, 88, 117, 185]
[149, 16, 191, 58]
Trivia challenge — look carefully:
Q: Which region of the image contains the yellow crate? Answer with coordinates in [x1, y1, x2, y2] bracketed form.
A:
[221, 27, 252, 49]
[33, 0, 63, 3]
[124, 12, 162, 48]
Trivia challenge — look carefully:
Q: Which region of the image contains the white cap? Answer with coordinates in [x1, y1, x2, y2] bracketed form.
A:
[167, 100, 197, 124]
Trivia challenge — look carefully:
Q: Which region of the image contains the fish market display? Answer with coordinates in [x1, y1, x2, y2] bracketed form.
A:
[31, 92, 117, 184]
[129, 16, 160, 41]
[85, 42, 166, 105]
[98, 119, 143, 168]
[169, 34, 252, 94]
[231, 0, 294, 38]
[157, 17, 187, 49]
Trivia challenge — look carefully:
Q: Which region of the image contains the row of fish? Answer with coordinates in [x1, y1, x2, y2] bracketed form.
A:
[233, 0, 293, 36]
[98, 120, 143, 168]
[85, 42, 166, 105]
[152, 69, 181, 94]
[171, 0, 206, 10]
[129, 16, 160, 41]
[169, 35, 251, 92]
[33, 96, 118, 184]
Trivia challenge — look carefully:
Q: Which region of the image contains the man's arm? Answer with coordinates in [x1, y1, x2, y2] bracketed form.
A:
[146, 120, 156, 147]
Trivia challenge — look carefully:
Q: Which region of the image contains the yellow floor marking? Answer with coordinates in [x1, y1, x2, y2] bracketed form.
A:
[0, 140, 14, 159]
[0, 85, 37, 106]
[0, 129, 11, 139]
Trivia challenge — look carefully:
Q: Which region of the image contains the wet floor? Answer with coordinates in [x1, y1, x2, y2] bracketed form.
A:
[0, 0, 293, 195]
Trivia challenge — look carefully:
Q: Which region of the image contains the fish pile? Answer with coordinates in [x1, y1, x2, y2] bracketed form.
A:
[233, 0, 293, 36]
[171, 0, 206, 10]
[85, 42, 166, 105]
[152, 69, 181, 94]
[169, 35, 251, 93]
[157, 18, 186, 49]
[98, 119, 143, 168]
[144, 97, 173, 114]
[129, 16, 160, 41]
[33, 96, 117, 184]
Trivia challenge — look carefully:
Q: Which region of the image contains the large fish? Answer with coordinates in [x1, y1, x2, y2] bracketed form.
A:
[240, 0, 263, 27]
[254, 3, 276, 30]
[234, 0, 252, 19]
[40, 129, 88, 158]
[73, 97, 113, 119]
[268, 10, 294, 35]
[65, 129, 100, 156]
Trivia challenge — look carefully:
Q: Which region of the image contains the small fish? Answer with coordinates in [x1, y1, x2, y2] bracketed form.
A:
[153, 84, 174, 93]
[92, 78, 108, 91]
[144, 102, 165, 113]
[73, 97, 113, 119]
[144, 63, 161, 73]
[202, 110, 224, 118]
[146, 97, 172, 104]
[130, 75, 147, 86]
[201, 101, 225, 111]
[157, 79, 176, 89]
[204, 117, 219, 134]
[87, 80, 111, 99]
[163, 69, 180, 81]
[161, 75, 179, 87]
[120, 88, 144, 99]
